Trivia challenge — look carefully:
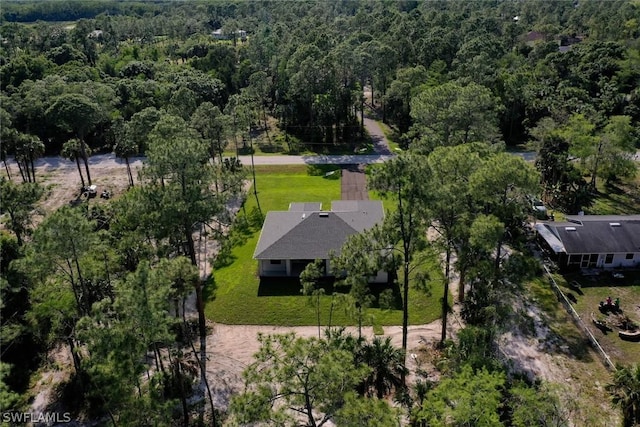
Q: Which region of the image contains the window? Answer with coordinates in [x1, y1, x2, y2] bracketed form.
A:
[270, 260, 282, 265]
[568, 255, 581, 265]
[605, 254, 614, 264]
[626, 253, 634, 260]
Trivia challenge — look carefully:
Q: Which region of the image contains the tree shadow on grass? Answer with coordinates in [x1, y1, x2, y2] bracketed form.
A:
[258, 277, 338, 296]
[213, 207, 263, 269]
[593, 184, 640, 214]
[367, 281, 403, 310]
[306, 164, 341, 179]
[257, 275, 402, 311]
[202, 274, 218, 302]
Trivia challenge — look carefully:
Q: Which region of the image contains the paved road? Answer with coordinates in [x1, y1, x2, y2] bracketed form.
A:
[20, 153, 394, 172]
[363, 116, 392, 155]
[15, 149, 640, 172]
[239, 153, 394, 165]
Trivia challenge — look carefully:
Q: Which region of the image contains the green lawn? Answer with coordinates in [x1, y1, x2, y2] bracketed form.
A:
[588, 176, 640, 215]
[527, 276, 623, 425]
[204, 165, 443, 326]
[554, 273, 640, 366]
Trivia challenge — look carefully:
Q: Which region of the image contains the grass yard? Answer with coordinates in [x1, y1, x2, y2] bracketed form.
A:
[204, 165, 444, 326]
[587, 175, 640, 215]
[553, 272, 640, 366]
[527, 277, 621, 425]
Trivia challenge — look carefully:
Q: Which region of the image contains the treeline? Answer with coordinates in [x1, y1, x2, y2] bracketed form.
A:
[2, 1, 639, 158]
[1, 1, 167, 23]
[2, 0, 640, 424]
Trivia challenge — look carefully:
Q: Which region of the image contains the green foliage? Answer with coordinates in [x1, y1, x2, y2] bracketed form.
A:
[334, 392, 401, 427]
[0, 362, 21, 411]
[607, 364, 640, 427]
[415, 365, 506, 427]
[509, 382, 568, 427]
[410, 81, 502, 150]
[360, 336, 407, 399]
[74, 260, 181, 420]
[300, 259, 327, 337]
[4, 2, 640, 421]
[447, 326, 502, 373]
[230, 333, 370, 426]
[0, 178, 43, 245]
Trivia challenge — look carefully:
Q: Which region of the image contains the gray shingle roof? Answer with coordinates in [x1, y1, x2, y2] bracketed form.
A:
[538, 216, 640, 254]
[289, 202, 323, 211]
[253, 201, 384, 260]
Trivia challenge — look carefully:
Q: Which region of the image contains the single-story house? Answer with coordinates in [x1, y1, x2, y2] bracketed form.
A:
[535, 215, 640, 270]
[253, 200, 387, 283]
[212, 29, 247, 41]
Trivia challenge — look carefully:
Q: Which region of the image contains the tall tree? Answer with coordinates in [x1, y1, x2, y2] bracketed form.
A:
[532, 118, 590, 211]
[144, 114, 229, 344]
[369, 154, 429, 370]
[61, 138, 88, 188]
[596, 115, 637, 185]
[384, 65, 429, 133]
[246, 71, 273, 143]
[300, 259, 326, 339]
[190, 102, 229, 164]
[470, 152, 540, 279]
[0, 107, 16, 180]
[562, 114, 600, 189]
[112, 119, 138, 188]
[26, 206, 99, 377]
[46, 93, 106, 186]
[410, 81, 502, 151]
[425, 144, 482, 341]
[13, 133, 44, 183]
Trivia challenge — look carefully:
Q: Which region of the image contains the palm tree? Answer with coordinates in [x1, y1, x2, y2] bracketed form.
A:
[607, 364, 640, 427]
[361, 336, 408, 399]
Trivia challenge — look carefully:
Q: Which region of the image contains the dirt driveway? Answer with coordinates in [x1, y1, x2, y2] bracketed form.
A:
[341, 164, 368, 200]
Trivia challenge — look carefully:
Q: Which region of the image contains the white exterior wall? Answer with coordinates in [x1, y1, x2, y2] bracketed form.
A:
[259, 259, 287, 275]
[597, 253, 640, 268]
[369, 270, 388, 283]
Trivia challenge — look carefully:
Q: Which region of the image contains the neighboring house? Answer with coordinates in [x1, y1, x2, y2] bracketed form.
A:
[253, 200, 387, 282]
[212, 29, 247, 41]
[524, 31, 546, 46]
[535, 215, 640, 270]
[558, 34, 584, 52]
[88, 29, 104, 39]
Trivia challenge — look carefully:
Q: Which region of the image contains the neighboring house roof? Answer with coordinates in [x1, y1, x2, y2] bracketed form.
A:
[289, 202, 322, 211]
[524, 31, 546, 43]
[88, 30, 103, 39]
[254, 201, 384, 260]
[536, 215, 640, 254]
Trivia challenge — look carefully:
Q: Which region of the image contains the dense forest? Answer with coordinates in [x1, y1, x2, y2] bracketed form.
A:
[1, 0, 640, 425]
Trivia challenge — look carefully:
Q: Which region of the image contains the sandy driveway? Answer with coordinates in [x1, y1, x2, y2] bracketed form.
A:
[203, 318, 462, 409]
